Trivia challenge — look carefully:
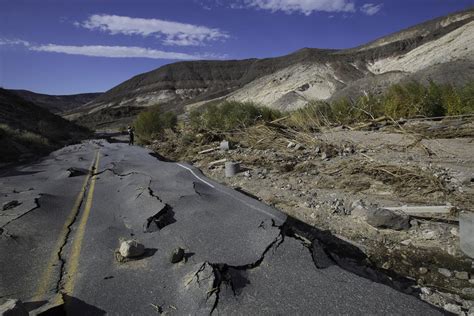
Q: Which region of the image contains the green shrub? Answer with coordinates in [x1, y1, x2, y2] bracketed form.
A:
[134, 105, 177, 141]
[190, 101, 282, 132]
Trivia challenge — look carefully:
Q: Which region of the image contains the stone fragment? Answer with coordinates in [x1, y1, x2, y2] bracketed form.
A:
[287, 142, 296, 148]
[421, 230, 437, 240]
[170, 247, 185, 264]
[366, 208, 410, 231]
[462, 287, 474, 296]
[455, 271, 469, 280]
[119, 240, 145, 258]
[438, 268, 452, 278]
[350, 200, 370, 220]
[0, 299, 28, 316]
[419, 267, 428, 274]
[444, 303, 462, 314]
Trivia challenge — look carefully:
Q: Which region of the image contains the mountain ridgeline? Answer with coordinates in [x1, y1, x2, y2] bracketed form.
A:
[70, 8, 474, 128]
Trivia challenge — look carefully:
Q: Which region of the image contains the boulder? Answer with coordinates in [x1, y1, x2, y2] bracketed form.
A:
[366, 208, 410, 230]
[119, 240, 145, 258]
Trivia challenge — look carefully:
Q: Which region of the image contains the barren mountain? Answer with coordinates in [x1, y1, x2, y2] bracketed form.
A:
[0, 88, 90, 162]
[72, 8, 474, 127]
[10, 89, 102, 114]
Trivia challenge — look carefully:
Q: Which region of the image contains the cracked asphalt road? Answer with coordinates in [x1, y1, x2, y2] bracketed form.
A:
[0, 140, 443, 314]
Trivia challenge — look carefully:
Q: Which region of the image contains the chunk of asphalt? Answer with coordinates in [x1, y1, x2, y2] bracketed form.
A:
[144, 204, 176, 232]
[0, 299, 28, 316]
[170, 247, 185, 264]
[2, 200, 21, 211]
[311, 240, 334, 269]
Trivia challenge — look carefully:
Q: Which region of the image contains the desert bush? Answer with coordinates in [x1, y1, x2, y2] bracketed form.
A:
[289, 101, 333, 129]
[134, 105, 177, 141]
[190, 101, 282, 132]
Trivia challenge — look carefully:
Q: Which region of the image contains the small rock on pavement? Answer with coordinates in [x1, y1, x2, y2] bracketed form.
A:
[366, 208, 410, 231]
[455, 271, 469, 280]
[119, 240, 145, 258]
[170, 247, 185, 264]
[444, 303, 462, 314]
[438, 268, 452, 278]
[0, 299, 28, 316]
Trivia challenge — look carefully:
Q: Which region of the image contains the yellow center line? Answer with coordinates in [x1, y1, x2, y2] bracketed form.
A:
[33, 150, 99, 302]
[62, 151, 101, 298]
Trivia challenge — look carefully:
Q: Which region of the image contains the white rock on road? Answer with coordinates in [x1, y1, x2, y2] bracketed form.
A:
[119, 240, 145, 258]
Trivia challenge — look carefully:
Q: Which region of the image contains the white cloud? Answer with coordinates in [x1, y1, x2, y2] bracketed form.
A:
[240, 0, 355, 15]
[0, 38, 30, 46]
[30, 44, 215, 60]
[78, 14, 229, 46]
[360, 3, 383, 16]
[1, 38, 224, 60]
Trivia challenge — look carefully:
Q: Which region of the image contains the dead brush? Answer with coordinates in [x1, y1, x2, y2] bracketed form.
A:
[348, 162, 448, 198]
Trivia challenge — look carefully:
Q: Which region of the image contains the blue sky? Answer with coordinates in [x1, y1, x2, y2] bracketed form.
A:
[1, 0, 473, 95]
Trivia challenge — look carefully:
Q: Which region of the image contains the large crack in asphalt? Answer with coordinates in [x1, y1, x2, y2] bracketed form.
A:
[191, 215, 421, 315]
[55, 168, 96, 295]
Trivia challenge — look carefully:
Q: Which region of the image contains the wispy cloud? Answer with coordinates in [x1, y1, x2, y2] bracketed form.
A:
[206, 0, 356, 15]
[360, 3, 383, 16]
[77, 14, 229, 46]
[0, 38, 31, 46]
[0, 38, 225, 60]
[243, 0, 356, 15]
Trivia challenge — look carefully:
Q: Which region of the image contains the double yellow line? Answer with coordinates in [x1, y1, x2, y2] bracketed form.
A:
[34, 150, 101, 304]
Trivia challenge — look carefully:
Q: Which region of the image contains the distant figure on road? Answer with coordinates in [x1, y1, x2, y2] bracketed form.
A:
[127, 126, 134, 145]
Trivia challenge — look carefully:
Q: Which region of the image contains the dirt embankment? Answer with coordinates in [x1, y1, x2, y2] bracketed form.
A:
[150, 116, 474, 313]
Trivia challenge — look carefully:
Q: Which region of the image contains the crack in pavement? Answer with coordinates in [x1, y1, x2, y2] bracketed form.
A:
[54, 174, 94, 294]
[1, 195, 42, 229]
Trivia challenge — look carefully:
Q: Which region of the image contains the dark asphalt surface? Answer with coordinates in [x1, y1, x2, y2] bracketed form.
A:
[0, 140, 443, 315]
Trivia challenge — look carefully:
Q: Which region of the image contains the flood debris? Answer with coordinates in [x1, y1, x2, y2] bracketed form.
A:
[384, 204, 453, 215]
[150, 116, 474, 311]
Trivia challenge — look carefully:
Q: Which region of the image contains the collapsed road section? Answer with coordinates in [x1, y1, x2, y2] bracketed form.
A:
[0, 140, 444, 314]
